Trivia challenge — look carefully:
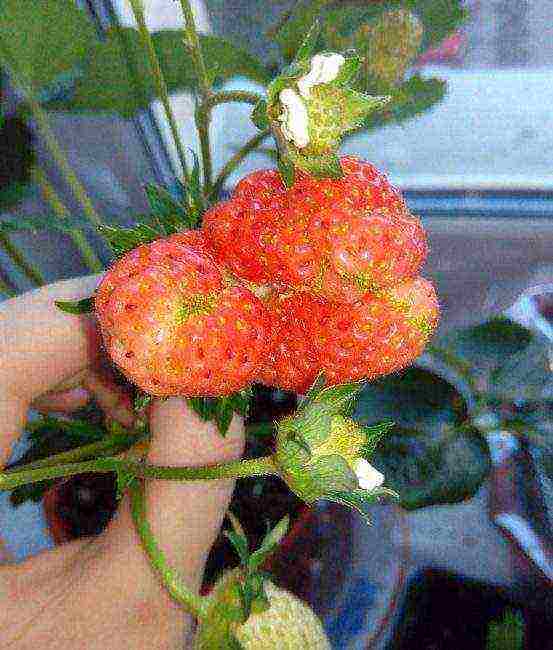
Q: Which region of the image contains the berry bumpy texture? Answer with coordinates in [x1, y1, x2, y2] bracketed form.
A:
[259, 277, 439, 394]
[203, 156, 428, 302]
[95, 232, 270, 397]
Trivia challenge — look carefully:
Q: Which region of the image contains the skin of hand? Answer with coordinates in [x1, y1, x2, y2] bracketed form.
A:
[0, 277, 245, 649]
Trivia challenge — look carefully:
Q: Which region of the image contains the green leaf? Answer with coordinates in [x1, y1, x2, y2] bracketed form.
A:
[55, 297, 94, 314]
[99, 223, 161, 258]
[46, 30, 270, 118]
[248, 515, 289, 571]
[292, 19, 323, 64]
[406, 0, 469, 50]
[274, 0, 331, 62]
[0, 0, 96, 91]
[374, 425, 490, 510]
[491, 338, 553, 403]
[354, 367, 490, 509]
[435, 317, 534, 394]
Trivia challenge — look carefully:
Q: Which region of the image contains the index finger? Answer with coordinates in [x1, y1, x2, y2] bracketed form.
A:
[0, 275, 101, 465]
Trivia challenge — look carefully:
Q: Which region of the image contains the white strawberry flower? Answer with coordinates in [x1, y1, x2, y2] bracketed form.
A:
[278, 87, 310, 148]
[355, 458, 385, 491]
[297, 52, 345, 99]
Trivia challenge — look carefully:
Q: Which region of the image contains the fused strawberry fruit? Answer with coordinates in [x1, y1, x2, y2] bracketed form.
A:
[95, 232, 270, 397]
[258, 277, 439, 393]
[202, 156, 427, 302]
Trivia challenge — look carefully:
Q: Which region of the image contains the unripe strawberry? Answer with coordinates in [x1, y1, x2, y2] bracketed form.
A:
[95, 232, 270, 397]
[194, 571, 330, 649]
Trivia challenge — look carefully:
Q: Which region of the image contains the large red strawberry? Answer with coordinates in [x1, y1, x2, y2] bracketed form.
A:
[258, 277, 439, 393]
[202, 156, 426, 302]
[95, 231, 270, 397]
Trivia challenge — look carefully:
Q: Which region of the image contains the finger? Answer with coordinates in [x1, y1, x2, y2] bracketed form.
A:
[32, 387, 92, 414]
[0, 276, 100, 465]
[104, 399, 244, 590]
[82, 369, 135, 428]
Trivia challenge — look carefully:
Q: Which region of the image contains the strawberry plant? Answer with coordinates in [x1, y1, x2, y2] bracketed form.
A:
[0, 1, 473, 646]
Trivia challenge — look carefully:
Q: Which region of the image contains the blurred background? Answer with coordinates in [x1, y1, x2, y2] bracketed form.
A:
[1, 1, 553, 648]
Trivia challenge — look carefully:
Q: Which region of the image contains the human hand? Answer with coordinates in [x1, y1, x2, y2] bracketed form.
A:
[0, 277, 244, 649]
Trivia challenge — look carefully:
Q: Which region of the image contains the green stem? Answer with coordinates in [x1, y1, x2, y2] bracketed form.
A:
[33, 168, 103, 273]
[209, 128, 271, 201]
[206, 91, 262, 110]
[0, 44, 106, 235]
[129, 480, 207, 618]
[0, 455, 277, 492]
[178, 0, 211, 99]
[128, 0, 191, 185]
[178, 0, 213, 193]
[0, 231, 45, 286]
[4, 432, 146, 474]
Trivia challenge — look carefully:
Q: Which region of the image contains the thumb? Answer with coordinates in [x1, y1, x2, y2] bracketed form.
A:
[104, 398, 244, 594]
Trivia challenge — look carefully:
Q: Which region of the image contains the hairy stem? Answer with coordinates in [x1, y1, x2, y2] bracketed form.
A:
[129, 480, 208, 618]
[128, 0, 191, 185]
[0, 455, 277, 492]
[33, 168, 103, 273]
[4, 431, 146, 474]
[0, 231, 45, 286]
[206, 90, 262, 110]
[209, 128, 271, 201]
[0, 44, 106, 237]
[178, 0, 213, 193]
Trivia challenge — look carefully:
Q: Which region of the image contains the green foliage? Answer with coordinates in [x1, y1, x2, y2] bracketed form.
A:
[272, 0, 463, 131]
[223, 514, 289, 620]
[7, 412, 107, 506]
[0, 0, 96, 91]
[55, 297, 94, 315]
[355, 367, 490, 509]
[45, 30, 270, 118]
[275, 0, 467, 63]
[100, 163, 204, 258]
[361, 75, 447, 131]
[188, 388, 253, 436]
[435, 317, 537, 399]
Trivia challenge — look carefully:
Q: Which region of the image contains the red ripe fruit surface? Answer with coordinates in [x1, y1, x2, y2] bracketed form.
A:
[258, 277, 439, 393]
[95, 231, 270, 397]
[202, 156, 427, 302]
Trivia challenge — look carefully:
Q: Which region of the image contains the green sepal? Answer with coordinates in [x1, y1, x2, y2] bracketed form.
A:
[251, 100, 270, 130]
[324, 486, 398, 523]
[99, 223, 162, 258]
[247, 515, 289, 571]
[360, 420, 395, 459]
[133, 391, 153, 414]
[55, 297, 94, 314]
[289, 150, 343, 179]
[187, 388, 253, 436]
[277, 155, 295, 187]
